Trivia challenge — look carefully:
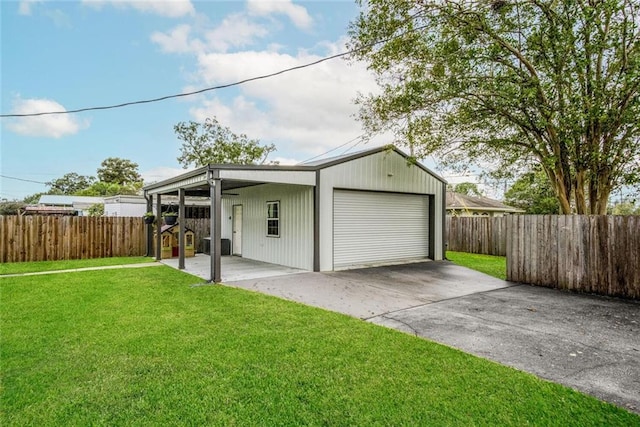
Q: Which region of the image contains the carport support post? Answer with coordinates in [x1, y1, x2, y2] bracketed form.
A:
[145, 194, 153, 257]
[209, 170, 222, 283]
[155, 194, 162, 261]
[178, 188, 185, 270]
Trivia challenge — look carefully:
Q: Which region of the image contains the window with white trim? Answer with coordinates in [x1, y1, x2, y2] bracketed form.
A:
[266, 201, 280, 237]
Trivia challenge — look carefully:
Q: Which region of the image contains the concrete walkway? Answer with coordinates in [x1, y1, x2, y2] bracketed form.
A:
[227, 261, 640, 414]
[0, 262, 161, 278]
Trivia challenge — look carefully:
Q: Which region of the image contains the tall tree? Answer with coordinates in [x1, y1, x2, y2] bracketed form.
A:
[23, 192, 45, 205]
[97, 157, 143, 187]
[452, 182, 483, 197]
[76, 182, 137, 197]
[504, 166, 561, 214]
[46, 173, 95, 195]
[175, 117, 276, 168]
[349, 0, 639, 214]
[608, 200, 640, 215]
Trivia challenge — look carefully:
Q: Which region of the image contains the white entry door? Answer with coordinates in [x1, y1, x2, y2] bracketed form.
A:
[232, 205, 243, 256]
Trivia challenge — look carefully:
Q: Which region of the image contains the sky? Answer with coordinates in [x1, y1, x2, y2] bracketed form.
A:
[1, 0, 479, 201]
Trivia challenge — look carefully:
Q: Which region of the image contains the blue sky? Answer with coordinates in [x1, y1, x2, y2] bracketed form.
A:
[2, 0, 413, 200]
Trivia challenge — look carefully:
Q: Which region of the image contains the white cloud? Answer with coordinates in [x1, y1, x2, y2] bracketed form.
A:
[82, 0, 195, 18]
[204, 13, 268, 53]
[151, 15, 268, 54]
[18, 0, 42, 15]
[247, 0, 313, 30]
[5, 98, 89, 138]
[150, 25, 205, 54]
[148, 6, 384, 160]
[188, 42, 385, 156]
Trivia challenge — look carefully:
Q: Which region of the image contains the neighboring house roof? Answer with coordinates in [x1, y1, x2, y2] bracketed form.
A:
[23, 206, 77, 215]
[38, 195, 105, 206]
[103, 195, 146, 204]
[446, 192, 523, 213]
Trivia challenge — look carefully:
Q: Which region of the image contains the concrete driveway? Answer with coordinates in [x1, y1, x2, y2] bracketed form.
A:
[226, 261, 640, 414]
[227, 260, 514, 319]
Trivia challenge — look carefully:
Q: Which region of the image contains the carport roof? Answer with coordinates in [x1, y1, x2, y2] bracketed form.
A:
[143, 145, 446, 196]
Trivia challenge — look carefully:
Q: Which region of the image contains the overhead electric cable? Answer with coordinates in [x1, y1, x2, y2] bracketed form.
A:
[0, 174, 47, 184]
[297, 134, 365, 164]
[1, 21, 429, 118]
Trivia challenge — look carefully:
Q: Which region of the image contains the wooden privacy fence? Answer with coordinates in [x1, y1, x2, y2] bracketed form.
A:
[506, 215, 640, 299]
[0, 216, 146, 263]
[183, 218, 210, 254]
[446, 216, 507, 256]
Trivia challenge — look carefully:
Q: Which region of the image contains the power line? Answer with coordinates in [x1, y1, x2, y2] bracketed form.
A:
[1, 22, 429, 118]
[340, 135, 365, 155]
[0, 174, 47, 184]
[1, 51, 353, 118]
[297, 134, 365, 164]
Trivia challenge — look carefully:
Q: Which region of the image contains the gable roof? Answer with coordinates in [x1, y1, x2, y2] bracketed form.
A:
[303, 145, 447, 183]
[39, 195, 105, 206]
[144, 145, 446, 195]
[446, 192, 523, 212]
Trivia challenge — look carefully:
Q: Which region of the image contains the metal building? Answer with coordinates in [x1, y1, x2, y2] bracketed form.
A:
[143, 146, 447, 282]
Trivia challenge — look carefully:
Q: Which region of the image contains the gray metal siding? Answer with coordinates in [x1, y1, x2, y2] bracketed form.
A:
[221, 184, 313, 270]
[333, 190, 429, 269]
[319, 150, 445, 270]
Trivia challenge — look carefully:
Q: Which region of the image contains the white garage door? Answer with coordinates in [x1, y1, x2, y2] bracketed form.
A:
[333, 190, 429, 269]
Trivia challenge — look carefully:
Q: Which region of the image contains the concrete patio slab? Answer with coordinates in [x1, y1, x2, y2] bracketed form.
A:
[160, 254, 307, 282]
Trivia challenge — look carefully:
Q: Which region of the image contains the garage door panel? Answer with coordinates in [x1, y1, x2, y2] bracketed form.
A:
[333, 190, 429, 269]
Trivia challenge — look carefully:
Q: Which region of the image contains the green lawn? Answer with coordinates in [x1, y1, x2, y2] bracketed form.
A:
[0, 256, 154, 275]
[2, 265, 637, 426]
[447, 251, 507, 280]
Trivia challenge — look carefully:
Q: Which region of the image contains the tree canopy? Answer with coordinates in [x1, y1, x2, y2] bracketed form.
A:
[40, 158, 143, 199]
[504, 166, 561, 214]
[46, 173, 95, 195]
[175, 117, 276, 168]
[451, 182, 483, 197]
[349, 0, 639, 214]
[97, 157, 143, 187]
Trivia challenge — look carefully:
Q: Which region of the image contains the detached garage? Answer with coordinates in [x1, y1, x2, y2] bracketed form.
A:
[144, 145, 447, 282]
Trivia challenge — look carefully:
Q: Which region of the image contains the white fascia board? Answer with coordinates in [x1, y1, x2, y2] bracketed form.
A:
[145, 171, 209, 195]
[219, 169, 316, 186]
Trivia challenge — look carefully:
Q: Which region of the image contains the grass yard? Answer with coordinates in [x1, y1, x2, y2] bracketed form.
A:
[2, 265, 638, 426]
[0, 256, 154, 275]
[447, 251, 507, 280]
